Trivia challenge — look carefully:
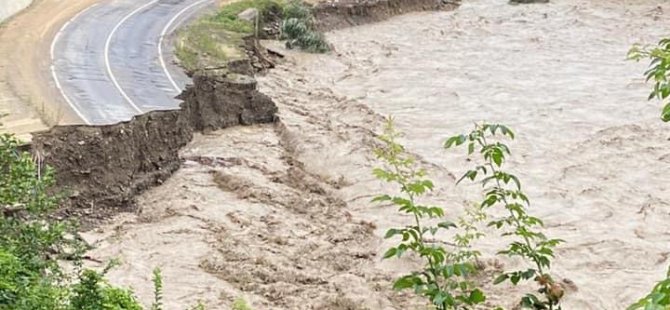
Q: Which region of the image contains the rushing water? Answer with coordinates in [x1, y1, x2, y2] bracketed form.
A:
[260, 0, 670, 308]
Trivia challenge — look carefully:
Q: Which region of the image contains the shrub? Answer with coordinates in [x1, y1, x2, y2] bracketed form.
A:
[628, 266, 670, 310]
[373, 120, 566, 309]
[231, 297, 253, 310]
[628, 40, 670, 310]
[446, 124, 565, 309]
[280, 0, 329, 53]
[0, 134, 197, 309]
[372, 118, 485, 309]
[628, 39, 670, 122]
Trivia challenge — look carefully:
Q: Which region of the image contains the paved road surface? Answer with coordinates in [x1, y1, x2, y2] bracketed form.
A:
[51, 0, 214, 125]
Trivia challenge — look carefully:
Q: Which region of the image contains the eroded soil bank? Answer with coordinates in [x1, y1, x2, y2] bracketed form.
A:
[32, 71, 276, 224]
[73, 0, 670, 309]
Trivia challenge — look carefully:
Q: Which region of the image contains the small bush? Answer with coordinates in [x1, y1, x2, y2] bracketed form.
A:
[628, 266, 670, 309]
[0, 134, 202, 309]
[629, 39, 670, 310]
[231, 297, 253, 310]
[628, 39, 670, 122]
[280, 0, 329, 53]
[372, 118, 485, 309]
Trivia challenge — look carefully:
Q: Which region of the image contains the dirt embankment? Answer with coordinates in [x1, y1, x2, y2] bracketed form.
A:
[312, 0, 459, 31]
[31, 71, 277, 223]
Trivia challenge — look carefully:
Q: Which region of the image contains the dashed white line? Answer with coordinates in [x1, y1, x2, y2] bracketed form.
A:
[50, 3, 100, 125]
[104, 0, 159, 114]
[159, 0, 213, 93]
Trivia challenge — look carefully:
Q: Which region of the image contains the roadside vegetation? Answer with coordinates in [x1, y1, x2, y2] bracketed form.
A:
[175, 0, 328, 72]
[0, 134, 221, 309]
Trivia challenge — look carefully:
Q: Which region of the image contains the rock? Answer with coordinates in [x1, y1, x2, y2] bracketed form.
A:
[237, 8, 258, 22]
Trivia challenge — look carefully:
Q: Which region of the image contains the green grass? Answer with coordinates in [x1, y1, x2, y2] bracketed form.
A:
[175, 18, 247, 72]
[174, 0, 328, 72]
[175, 0, 285, 72]
[211, 0, 284, 33]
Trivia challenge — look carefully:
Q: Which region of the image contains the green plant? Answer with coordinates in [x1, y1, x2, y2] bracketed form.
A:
[448, 203, 486, 265]
[628, 39, 670, 121]
[231, 297, 252, 310]
[151, 268, 163, 310]
[628, 266, 670, 310]
[628, 40, 670, 310]
[280, 0, 329, 53]
[372, 118, 485, 309]
[0, 133, 199, 310]
[0, 134, 73, 273]
[446, 124, 564, 309]
[69, 266, 143, 310]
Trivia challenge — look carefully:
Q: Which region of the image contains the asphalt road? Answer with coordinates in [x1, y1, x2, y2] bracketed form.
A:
[51, 0, 215, 125]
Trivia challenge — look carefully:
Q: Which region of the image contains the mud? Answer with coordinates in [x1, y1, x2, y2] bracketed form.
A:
[32, 71, 277, 223]
[312, 0, 459, 31]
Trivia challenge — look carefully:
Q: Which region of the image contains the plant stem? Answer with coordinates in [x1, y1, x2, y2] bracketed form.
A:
[480, 135, 544, 275]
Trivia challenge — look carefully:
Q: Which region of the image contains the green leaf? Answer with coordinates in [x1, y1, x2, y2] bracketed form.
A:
[493, 274, 508, 285]
[383, 247, 397, 259]
[392, 275, 422, 290]
[662, 102, 670, 122]
[437, 221, 457, 230]
[469, 288, 486, 304]
[371, 194, 392, 203]
[444, 135, 466, 148]
[384, 228, 403, 239]
[491, 149, 503, 167]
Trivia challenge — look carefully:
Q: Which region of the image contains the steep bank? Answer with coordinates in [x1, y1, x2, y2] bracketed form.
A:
[32, 71, 277, 223]
[312, 0, 458, 31]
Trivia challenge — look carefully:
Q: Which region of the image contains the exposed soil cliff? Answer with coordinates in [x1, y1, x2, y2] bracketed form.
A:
[312, 0, 459, 31]
[31, 71, 277, 222]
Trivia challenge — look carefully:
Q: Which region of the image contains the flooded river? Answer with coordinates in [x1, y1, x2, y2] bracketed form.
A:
[84, 0, 670, 308]
[261, 0, 670, 308]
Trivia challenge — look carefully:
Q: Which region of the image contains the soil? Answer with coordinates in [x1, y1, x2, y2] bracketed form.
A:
[32, 71, 277, 227]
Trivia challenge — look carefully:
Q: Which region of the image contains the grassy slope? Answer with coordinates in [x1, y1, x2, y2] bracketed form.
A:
[175, 0, 284, 72]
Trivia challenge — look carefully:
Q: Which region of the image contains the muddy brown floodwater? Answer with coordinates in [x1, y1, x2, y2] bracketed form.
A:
[82, 0, 670, 309]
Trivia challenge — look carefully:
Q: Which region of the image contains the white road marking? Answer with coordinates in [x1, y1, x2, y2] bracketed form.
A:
[159, 0, 213, 93]
[104, 0, 160, 114]
[50, 3, 100, 125]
